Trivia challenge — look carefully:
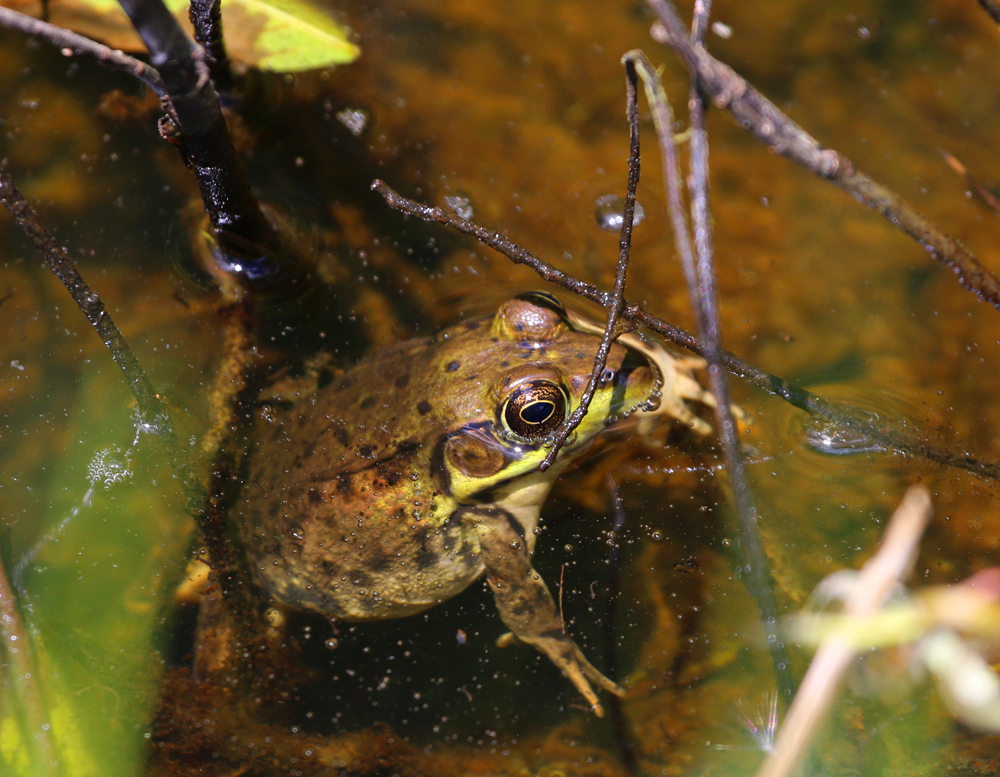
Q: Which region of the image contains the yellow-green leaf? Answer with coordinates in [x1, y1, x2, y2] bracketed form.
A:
[2, 0, 360, 73]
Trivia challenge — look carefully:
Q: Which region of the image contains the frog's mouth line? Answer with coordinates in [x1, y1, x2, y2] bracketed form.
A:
[608, 347, 656, 419]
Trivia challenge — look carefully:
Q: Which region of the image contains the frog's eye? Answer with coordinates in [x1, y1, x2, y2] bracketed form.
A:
[500, 380, 568, 439]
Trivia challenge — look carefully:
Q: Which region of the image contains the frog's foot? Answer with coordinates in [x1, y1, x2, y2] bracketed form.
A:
[498, 630, 624, 716]
[469, 505, 622, 716]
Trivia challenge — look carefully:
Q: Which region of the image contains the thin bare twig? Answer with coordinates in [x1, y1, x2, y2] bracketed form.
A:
[540, 59, 640, 471]
[979, 0, 1000, 27]
[646, 0, 1000, 311]
[756, 486, 932, 777]
[370, 179, 1000, 485]
[0, 7, 168, 99]
[690, 0, 712, 43]
[941, 149, 1000, 217]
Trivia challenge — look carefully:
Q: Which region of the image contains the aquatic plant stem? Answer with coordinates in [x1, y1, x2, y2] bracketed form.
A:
[0, 544, 59, 774]
[757, 486, 932, 777]
[540, 59, 640, 471]
[646, 0, 1000, 312]
[0, 6, 168, 99]
[371, 179, 1000, 485]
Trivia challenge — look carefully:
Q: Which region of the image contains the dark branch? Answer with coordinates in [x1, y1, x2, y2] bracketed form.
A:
[117, 0, 277, 267]
[0, 7, 168, 99]
[370, 179, 1000, 485]
[189, 0, 234, 94]
[646, 0, 1000, 311]
[979, 0, 1000, 26]
[540, 59, 640, 471]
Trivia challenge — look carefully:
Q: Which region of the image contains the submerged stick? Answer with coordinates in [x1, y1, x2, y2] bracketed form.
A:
[540, 59, 640, 471]
[0, 167, 197, 500]
[756, 486, 932, 777]
[370, 179, 1000, 485]
[623, 47, 795, 699]
[646, 0, 1000, 312]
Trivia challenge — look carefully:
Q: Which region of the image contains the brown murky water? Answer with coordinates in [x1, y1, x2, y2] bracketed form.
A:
[2, 0, 1000, 774]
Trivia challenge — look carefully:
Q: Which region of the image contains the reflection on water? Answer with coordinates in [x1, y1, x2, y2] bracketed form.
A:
[2, 0, 1000, 774]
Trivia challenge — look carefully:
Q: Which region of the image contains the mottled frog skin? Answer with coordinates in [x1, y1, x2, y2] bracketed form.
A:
[235, 292, 718, 715]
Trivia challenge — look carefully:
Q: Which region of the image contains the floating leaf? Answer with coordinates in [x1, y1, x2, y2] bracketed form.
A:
[1, 0, 360, 72]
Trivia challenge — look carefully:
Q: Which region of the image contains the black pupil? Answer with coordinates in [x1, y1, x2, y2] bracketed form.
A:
[521, 401, 554, 424]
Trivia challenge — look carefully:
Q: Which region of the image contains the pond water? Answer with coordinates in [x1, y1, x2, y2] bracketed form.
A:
[2, 0, 1000, 775]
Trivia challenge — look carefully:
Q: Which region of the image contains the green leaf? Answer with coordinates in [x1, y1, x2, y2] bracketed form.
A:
[2, 0, 360, 73]
[166, 0, 360, 72]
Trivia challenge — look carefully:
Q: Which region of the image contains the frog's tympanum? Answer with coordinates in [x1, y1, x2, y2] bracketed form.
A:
[235, 292, 718, 715]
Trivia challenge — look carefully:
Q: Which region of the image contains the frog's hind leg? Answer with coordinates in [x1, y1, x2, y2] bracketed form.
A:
[463, 505, 623, 716]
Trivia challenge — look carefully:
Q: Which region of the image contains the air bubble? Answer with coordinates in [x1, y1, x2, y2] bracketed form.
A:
[88, 447, 132, 489]
[594, 193, 645, 232]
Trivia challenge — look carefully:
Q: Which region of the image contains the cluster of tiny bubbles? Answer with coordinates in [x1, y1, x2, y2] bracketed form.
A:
[88, 446, 133, 490]
[334, 106, 371, 137]
[12, 445, 133, 591]
[594, 193, 646, 232]
[443, 193, 474, 221]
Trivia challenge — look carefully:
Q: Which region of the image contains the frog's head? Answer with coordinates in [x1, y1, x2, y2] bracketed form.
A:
[437, 292, 664, 504]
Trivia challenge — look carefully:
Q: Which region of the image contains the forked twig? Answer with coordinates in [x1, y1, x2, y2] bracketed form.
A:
[646, 0, 1000, 311]
[755, 486, 932, 777]
[540, 59, 640, 471]
[370, 179, 1000, 486]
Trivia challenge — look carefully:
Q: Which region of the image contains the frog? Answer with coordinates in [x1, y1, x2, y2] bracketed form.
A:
[232, 291, 721, 716]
